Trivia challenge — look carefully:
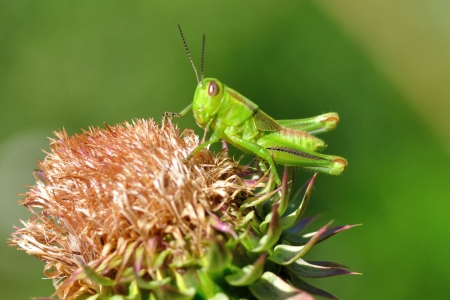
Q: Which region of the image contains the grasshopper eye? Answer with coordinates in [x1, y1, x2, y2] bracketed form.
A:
[208, 81, 219, 97]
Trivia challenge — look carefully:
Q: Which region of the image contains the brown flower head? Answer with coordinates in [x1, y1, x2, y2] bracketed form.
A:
[10, 119, 254, 299]
[9, 118, 358, 300]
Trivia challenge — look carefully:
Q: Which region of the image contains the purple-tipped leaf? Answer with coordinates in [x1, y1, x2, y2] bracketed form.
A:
[249, 272, 315, 300]
[268, 222, 330, 265]
[283, 216, 317, 235]
[277, 166, 294, 217]
[226, 253, 267, 286]
[281, 174, 317, 230]
[240, 187, 280, 210]
[133, 245, 145, 274]
[289, 274, 338, 300]
[307, 261, 350, 268]
[287, 258, 358, 278]
[209, 213, 237, 238]
[283, 224, 360, 246]
[252, 204, 282, 253]
[57, 267, 86, 292]
[281, 174, 316, 217]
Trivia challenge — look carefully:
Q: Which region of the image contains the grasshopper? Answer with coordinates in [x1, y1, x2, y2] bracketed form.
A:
[164, 25, 347, 184]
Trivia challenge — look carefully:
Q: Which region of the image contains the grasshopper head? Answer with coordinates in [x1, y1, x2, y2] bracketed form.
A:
[192, 78, 224, 128]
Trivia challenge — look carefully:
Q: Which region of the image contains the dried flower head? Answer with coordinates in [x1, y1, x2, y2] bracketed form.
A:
[9, 119, 359, 300]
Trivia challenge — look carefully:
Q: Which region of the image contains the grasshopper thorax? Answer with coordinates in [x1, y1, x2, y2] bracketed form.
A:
[192, 78, 224, 128]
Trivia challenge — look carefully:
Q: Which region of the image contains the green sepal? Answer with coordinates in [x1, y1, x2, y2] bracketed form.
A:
[153, 285, 196, 300]
[289, 274, 338, 300]
[193, 268, 223, 299]
[225, 253, 266, 286]
[173, 268, 190, 293]
[204, 236, 232, 275]
[248, 271, 314, 300]
[207, 293, 230, 300]
[169, 256, 197, 269]
[251, 204, 282, 253]
[83, 294, 138, 300]
[83, 265, 116, 286]
[134, 275, 170, 290]
[259, 211, 271, 234]
[282, 224, 361, 246]
[286, 258, 359, 278]
[239, 225, 260, 251]
[280, 174, 316, 230]
[149, 245, 170, 270]
[240, 188, 279, 210]
[87, 294, 140, 300]
[118, 240, 140, 276]
[83, 294, 102, 300]
[127, 280, 140, 297]
[268, 222, 330, 265]
[276, 167, 293, 217]
[236, 210, 254, 230]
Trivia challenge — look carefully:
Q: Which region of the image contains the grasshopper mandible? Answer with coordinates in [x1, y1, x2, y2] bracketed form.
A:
[163, 25, 347, 184]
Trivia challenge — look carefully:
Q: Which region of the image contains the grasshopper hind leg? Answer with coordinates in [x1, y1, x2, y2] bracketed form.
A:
[266, 145, 347, 176]
[256, 134, 347, 176]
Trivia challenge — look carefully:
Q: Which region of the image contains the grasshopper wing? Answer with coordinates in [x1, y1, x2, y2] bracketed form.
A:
[253, 109, 282, 132]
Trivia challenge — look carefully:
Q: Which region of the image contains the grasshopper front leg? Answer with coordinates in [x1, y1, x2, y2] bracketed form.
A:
[163, 104, 218, 161]
[162, 103, 193, 122]
[184, 124, 222, 161]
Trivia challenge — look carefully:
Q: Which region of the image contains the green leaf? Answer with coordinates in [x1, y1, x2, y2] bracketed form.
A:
[248, 272, 314, 300]
[225, 253, 266, 286]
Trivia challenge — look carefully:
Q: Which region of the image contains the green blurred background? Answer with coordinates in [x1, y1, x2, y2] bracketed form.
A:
[2, 1, 450, 299]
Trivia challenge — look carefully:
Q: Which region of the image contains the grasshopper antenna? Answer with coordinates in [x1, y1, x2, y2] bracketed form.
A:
[201, 34, 205, 84]
[177, 24, 200, 84]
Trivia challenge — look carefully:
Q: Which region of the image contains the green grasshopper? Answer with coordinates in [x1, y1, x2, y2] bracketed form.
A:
[164, 25, 347, 185]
